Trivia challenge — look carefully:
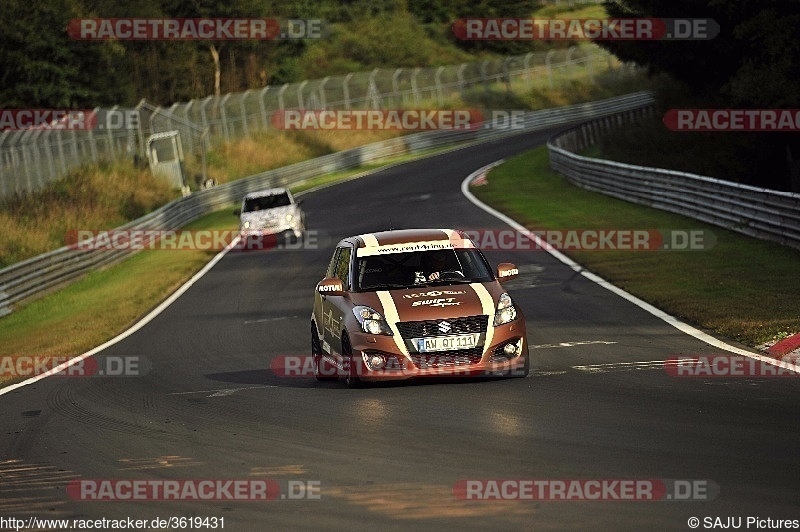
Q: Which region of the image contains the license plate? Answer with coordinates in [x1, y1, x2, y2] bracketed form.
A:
[417, 334, 479, 353]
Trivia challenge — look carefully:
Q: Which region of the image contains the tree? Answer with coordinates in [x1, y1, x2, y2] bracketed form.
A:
[0, 0, 131, 107]
[599, 0, 800, 107]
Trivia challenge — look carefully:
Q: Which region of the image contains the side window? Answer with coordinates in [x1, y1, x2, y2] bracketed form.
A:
[326, 248, 340, 278]
[335, 247, 352, 290]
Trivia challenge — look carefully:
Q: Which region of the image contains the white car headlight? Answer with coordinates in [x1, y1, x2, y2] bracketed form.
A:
[494, 292, 517, 326]
[286, 213, 294, 222]
[353, 306, 393, 336]
[243, 220, 250, 229]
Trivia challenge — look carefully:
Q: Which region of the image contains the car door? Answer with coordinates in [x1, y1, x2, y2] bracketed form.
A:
[320, 245, 352, 365]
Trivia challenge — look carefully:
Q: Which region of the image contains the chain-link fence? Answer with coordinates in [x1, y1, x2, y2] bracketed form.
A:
[0, 45, 637, 200]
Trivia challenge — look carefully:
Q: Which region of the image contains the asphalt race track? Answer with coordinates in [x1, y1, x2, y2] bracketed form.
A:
[2, 127, 799, 531]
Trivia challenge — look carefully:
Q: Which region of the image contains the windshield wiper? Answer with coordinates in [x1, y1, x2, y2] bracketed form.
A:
[365, 283, 412, 290]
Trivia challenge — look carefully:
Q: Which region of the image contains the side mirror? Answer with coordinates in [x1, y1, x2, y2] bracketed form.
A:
[496, 263, 519, 282]
[233, 208, 241, 216]
[297, 199, 304, 206]
[317, 277, 345, 297]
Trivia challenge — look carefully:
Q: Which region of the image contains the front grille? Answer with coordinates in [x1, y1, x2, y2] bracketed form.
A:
[409, 347, 483, 369]
[395, 315, 488, 340]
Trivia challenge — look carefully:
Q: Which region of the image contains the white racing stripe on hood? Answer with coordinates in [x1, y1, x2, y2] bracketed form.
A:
[469, 283, 496, 352]
[377, 291, 411, 359]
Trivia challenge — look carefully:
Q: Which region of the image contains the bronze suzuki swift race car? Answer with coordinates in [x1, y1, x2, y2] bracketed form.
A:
[311, 229, 529, 387]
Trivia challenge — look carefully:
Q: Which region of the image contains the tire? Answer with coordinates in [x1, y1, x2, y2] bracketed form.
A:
[312, 323, 336, 381]
[342, 334, 363, 389]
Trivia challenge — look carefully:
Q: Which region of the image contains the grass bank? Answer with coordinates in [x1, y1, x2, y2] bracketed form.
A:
[472, 147, 800, 349]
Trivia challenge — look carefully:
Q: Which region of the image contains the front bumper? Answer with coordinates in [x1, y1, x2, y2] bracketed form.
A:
[348, 320, 528, 381]
[238, 227, 302, 249]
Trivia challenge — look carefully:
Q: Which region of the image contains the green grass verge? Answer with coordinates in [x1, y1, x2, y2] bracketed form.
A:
[472, 147, 800, 349]
[0, 207, 238, 385]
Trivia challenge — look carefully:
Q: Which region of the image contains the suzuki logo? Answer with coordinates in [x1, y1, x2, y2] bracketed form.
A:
[437, 321, 452, 333]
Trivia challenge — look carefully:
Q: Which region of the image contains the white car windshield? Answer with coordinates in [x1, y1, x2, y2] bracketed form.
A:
[243, 192, 291, 212]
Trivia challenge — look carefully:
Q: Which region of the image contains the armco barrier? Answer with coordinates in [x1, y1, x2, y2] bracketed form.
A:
[548, 109, 800, 250]
[0, 91, 654, 316]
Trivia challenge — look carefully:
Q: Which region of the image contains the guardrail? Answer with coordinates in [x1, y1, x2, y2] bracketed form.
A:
[0, 91, 654, 316]
[548, 108, 800, 250]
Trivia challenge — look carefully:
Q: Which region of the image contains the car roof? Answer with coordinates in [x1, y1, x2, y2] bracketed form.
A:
[347, 229, 475, 255]
[243, 187, 291, 200]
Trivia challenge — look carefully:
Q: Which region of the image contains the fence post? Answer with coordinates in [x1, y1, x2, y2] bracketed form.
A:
[43, 133, 57, 186]
[319, 77, 328, 108]
[179, 102, 195, 154]
[258, 86, 271, 129]
[411, 68, 420, 106]
[342, 74, 353, 109]
[523, 52, 533, 89]
[392, 68, 403, 107]
[278, 83, 289, 109]
[166, 103, 179, 134]
[219, 93, 232, 142]
[503, 57, 512, 93]
[566, 46, 576, 78]
[107, 104, 119, 158]
[367, 69, 380, 108]
[200, 96, 213, 149]
[435, 66, 445, 107]
[240, 89, 252, 137]
[545, 50, 555, 88]
[297, 80, 308, 109]
[28, 131, 45, 190]
[87, 107, 100, 162]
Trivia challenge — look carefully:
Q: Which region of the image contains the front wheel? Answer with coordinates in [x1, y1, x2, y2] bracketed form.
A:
[312, 324, 336, 381]
[342, 334, 363, 389]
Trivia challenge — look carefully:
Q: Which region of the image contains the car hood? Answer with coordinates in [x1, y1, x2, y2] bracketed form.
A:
[354, 283, 499, 323]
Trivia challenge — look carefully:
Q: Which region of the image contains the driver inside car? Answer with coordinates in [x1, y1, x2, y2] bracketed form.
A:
[415, 251, 457, 283]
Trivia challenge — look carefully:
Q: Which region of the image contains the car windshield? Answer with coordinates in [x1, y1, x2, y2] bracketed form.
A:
[243, 192, 291, 212]
[356, 248, 493, 291]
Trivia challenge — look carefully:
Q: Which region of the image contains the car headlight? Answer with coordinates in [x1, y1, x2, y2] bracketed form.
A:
[353, 306, 393, 336]
[243, 220, 250, 229]
[286, 213, 293, 222]
[494, 292, 517, 326]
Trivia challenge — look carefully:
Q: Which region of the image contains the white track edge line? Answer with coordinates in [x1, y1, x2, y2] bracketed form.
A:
[0, 237, 242, 397]
[0, 141, 501, 397]
[460, 160, 800, 374]
[0, 140, 502, 398]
